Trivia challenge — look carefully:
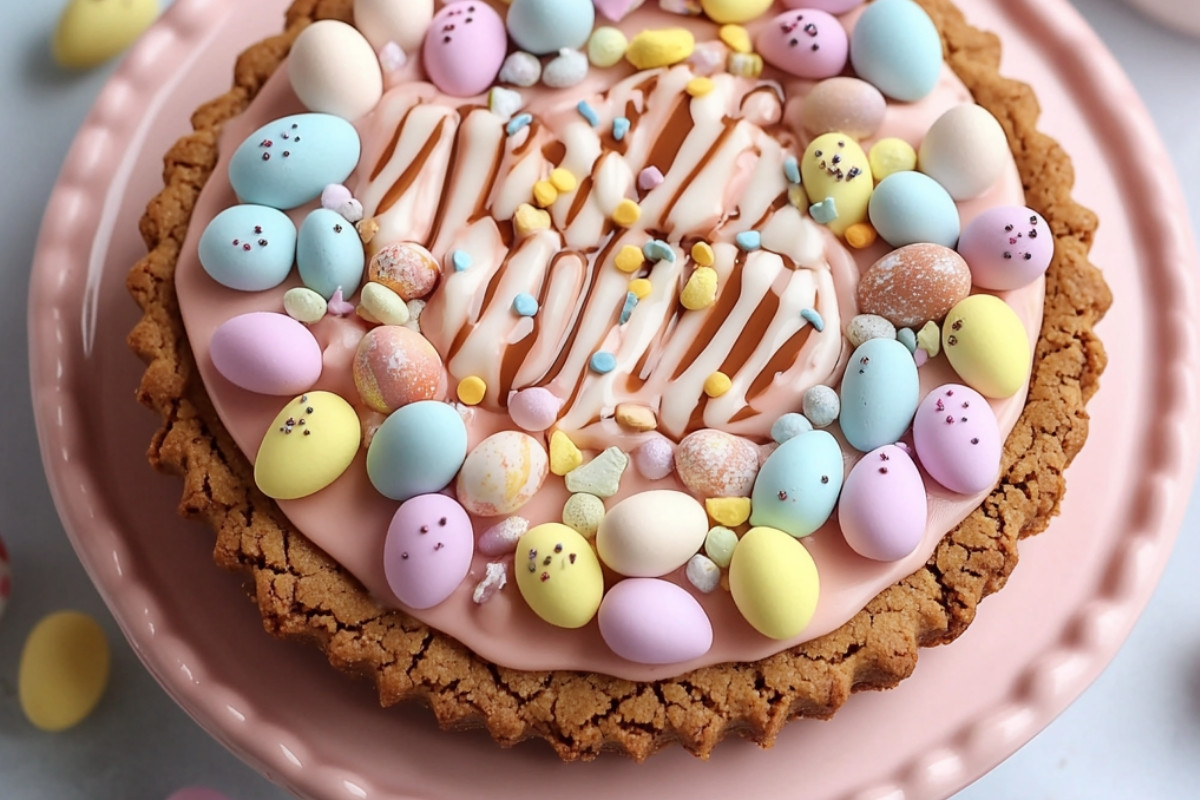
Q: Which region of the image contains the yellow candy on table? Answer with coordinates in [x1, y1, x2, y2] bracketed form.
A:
[704, 371, 733, 397]
[718, 24, 753, 54]
[626, 28, 695, 70]
[457, 375, 487, 406]
[942, 294, 1031, 398]
[729, 526, 820, 639]
[801, 133, 874, 237]
[681, 266, 718, 310]
[701, 0, 773, 24]
[515, 523, 604, 629]
[549, 430, 584, 476]
[19, 611, 110, 732]
[53, 0, 159, 69]
[869, 137, 918, 183]
[706, 496, 751, 527]
[615, 244, 646, 274]
[254, 392, 361, 500]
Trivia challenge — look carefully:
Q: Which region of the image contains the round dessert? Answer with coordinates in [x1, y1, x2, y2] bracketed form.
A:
[128, 0, 1110, 760]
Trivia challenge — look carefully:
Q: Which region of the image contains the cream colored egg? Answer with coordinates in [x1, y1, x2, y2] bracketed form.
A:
[19, 612, 110, 732]
[53, 0, 158, 69]
[456, 431, 549, 516]
[515, 523, 604, 629]
[353, 0, 434, 52]
[595, 490, 709, 577]
[729, 526, 820, 640]
[918, 104, 1010, 201]
[942, 294, 1031, 398]
[255, 392, 362, 500]
[289, 20, 383, 121]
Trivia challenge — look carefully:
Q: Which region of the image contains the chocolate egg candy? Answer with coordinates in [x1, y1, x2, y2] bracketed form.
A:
[757, 9, 849, 80]
[596, 490, 709, 578]
[857, 243, 971, 328]
[849, 0, 942, 102]
[353, 0, 433, 52]
[957, 206, 1054, 291]
[839, 444, 926, 561]
[598, 579, 713, 664]
[729, 526, 819, 639]
[255, 392, 361, 500]
[198, 205, 297, 292]
[913, 384, 1002, 494]
[675, 429, 759, 498]
[367, 400, 468, 501]
[423, 2, 508, 96]
[383, 494, 474, 609]
[289, 20, 382, 120]
[869, 171, 961, 249]
[210, 312, 323, 396]
[515, 523, 604, 629]
[918, 104, 1009, 201]
[839, 338, 920, 452]
[749, 430, 843, 538]
[353, 326, 447, 413]
[801, 77, 886, 139]
[456, 431, 549, 516]
[942, 295, 1030, 399]
[19, 611, 110, 732]
[801, 133, 874, 237]
[507, 0, 596, 55]
[297, 209, 366, 300]
[229, 113, 361, 210]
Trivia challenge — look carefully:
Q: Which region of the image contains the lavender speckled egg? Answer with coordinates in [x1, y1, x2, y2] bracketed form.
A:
[839, 444, 926, 561]
[800, 77, 886, 139]
[508, 387, 562, 432]
[210, 312, 323, 396]
[633, 435, 675, 480]
[423, 2, 507, 97]
[297, 208, 366, 300]
[912, 384, 1002, 494]
[757, 9, 849, 80]
[598, 579, 713, 664]
[198, 205, 297, 292]
[857, 243, 972, 328]
[229, 113, 361, 210]
[957, 206, 1054, 291]
[383, 494, 474, 609]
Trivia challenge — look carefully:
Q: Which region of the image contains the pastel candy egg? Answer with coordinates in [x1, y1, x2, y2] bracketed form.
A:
[289, 21, 382, 121]
[52, 0, 157, 69]
[849, 0, 943, 102]
[839, 444, 926, 561]
[729, 526, 820, 639]
[757, 9, 849, 80]
[368, 242, 441, 301]
[255, 392, 361, 500]
[456, 431, 549, 516]
[749, 430, 842, 538]
[857, 243, 972, 328]
[229, 114, 361, 210]
[801, 133, 873, 237]
[918, 104, 1009, 201]
[598, 579, 713, 664]
[210, 312, 323, 396]
[508, 387, 562, 431]
[839, 338, 920, 452]
[632, 435, 675, 480]
[515, 523, 604, 629]
[675, 429, 760, 498]
[0, 534, 9, 624]
[296, 209, 366, 300]
[366, 400, 468, 501]
[869, 137, 918, 182]
[352, 326, 447, 413]
[957, 206, 1054, 291]
[942, 295, 1031, 399]
[383, 494, 474, 609]
[596, 490, 709, 577]
[913, 384, 1002, 493]
[800, 77, 886, 139]
[423, 2, 508, 97]
[353, 0, 434, 52]
[18, 611, 110, 732]
[198, 205, 297, 292]
[700, 0, 774, 24]
[781, 0, 865, 11]
[507, 0, 596, 55]
[869, 171, 961, 249]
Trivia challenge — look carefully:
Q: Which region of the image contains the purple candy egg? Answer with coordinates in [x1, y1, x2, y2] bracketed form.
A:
[210, 312, 323, 395]
[422, 2, 507, 97]
[757, 9, 849, 80]
[958, 206, 1054, 291]
[384, 494, 474, 609]
[912, 384, 1002, 494]
[598, 578, 713, 664]
[508, 387, 562, 432]
[838, 444, 926, 561]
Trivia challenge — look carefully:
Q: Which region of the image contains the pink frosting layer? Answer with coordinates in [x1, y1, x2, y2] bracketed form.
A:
[175, 5, 1041, 681]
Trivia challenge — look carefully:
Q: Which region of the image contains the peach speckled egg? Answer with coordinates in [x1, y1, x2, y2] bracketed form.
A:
[675, 429, 760, 498]
[857, 243, 972, 328]
[368, 242, 441, 301]
[456, 431, 549, 516]
[352, 325, 447, 413]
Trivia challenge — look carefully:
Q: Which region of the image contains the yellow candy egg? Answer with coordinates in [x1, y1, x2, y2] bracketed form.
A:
[801, 133, 874, 237]
[869, 137, 918, 182]
[701, 0, 774, 25]
[729, 526, 819, 639]
[942, 294, 1031, 398]
[255, 392, 362, 500]
[53, 0, 158, 69]
[515, 523, 604, 629]
[19, 611, 110, 732]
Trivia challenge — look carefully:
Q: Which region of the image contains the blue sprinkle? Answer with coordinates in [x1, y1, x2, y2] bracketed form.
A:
[589, 351, 617, 374]
[505, 113, 533, 137]
[735, 230, 762, 252]
[619, 291, 638, 325]
[809, 197, 839, 225]
[642, 239, 676, 263]
[800, 308, 825, 332]
[783, 155, 801, 185]
[513, 292, 539, 317]
[451, 250, 472, 272]
[612, 116, 631, 141]
[577, 101, 600, 127]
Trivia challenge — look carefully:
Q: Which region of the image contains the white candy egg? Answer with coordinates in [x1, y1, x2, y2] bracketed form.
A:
[595, 490, 708, 577]
[918, 104, 1009, 201]
[353, 0, 433, 52]
[289, 20, 383, 121]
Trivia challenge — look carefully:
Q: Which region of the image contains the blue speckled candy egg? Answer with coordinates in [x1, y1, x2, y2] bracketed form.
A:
[198, 204, 297, 291]
[297, 208, 366, 299]
[367, 401, 468, 502]
[868, 171, 961, 249]
[849, 0, 943, 102]
[839, 337, 920, 452]
[749, 430, 843, 538]
[229, 113, 361, 210]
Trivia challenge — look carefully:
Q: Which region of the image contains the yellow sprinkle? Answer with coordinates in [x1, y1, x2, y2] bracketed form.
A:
[844, 223, 878, 250]
[612, 198, 642, 227]
[549, 168, 578, 193]
[787, 184, 807, 210]
[718, 24, 752, 54]
[457, 376, 487, 406]
[691, 241, 715, 267]
[706, 497, 751, 527]
[628, 278, 653, 299]
[686, 76, 715, 97]
[727, 51, 763, 78]
[549, 430, 584, 476]
[681, 266, 718, 310]
[615, 244, 646, 273]
[869, 137, 917, 182]
[704, 371, 732, 397]
[626, 28, 696, 70]
[514, 203, 551, 237]
[532, 180, 559, 208]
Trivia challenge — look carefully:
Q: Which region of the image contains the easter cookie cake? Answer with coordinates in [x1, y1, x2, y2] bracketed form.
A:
[128, 0, 1110, 760]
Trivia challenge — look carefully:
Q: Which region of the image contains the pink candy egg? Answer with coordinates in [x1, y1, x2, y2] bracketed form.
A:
[957, 206, 1054, 291]
[422, 2, 507, 97]
[383, 494, 474, 609]
[839, 444, 926, 561]
[598, 578, 714, 665]
[757, 9, 849, 80]
[508, 387, 562, 431]
[780, 0, 865, 12]
[352, 325, 447, 413]
[912, 384, 1002, 494]
[675, 429, 760, 498]
[210, 312, 323, 395]
[632, 435, 675, 480]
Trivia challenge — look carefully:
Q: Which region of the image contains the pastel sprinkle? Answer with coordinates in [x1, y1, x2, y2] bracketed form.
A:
[628, 278, 652, 299]
[505, 113, 533, 137]
[457, 376, 487, 406]
[549, 168, 578, 193]
[845, 222, 877, 249]
[735, 230, 762, 251]
[615, 244, 646, 273]
[577, 101, 600, 127]
[532, 179, 558, 208]
[619, 291, 638, 324]
[612, 116, 631, 141]
[800, 308, 825, 332]
[513, 293, 540, 317]
[590, 351, 617, 374]
[704, 371, 732, 397]
[718, 24, 753, 54]
[612, 198, 641, 227]
[691, 241, 715, 267]
[810, 197, 839, 225]
[638, 166, 665, 192]
[451, 250, 472, 272]
[783, 155, 801, 185]
[643, 239, 676, 263]
[686, 76, 715, 97]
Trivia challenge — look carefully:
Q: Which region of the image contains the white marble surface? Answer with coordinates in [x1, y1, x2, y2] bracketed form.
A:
[0, 1, 1197, 798]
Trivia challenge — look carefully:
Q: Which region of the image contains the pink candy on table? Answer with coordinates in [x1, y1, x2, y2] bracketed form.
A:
[757, 8, 849, 80]
[383, 494, 475, 609]
[422, 2, 507, 97]
[957, 206, 1054, 291]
